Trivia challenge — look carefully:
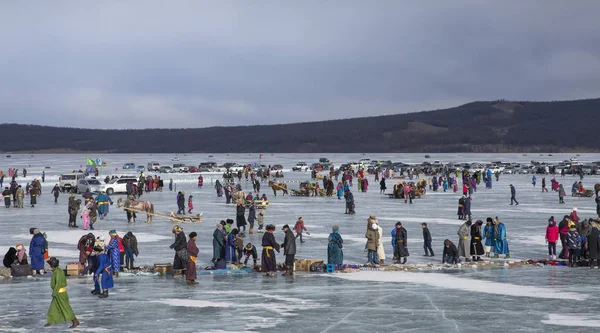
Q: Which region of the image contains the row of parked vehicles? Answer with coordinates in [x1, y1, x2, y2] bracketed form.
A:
[59, 172, 138, 195]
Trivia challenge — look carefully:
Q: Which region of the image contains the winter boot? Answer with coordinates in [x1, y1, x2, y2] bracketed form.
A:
[380, 259, 384, 265]
[430, 252, 435, 257]
[91, 289, 101, 295]
[99, 290, 109, 298]
[476, 256, 481, 261]
[401, 257, 407, 264]
[130, 259, 135, 270]
[505, 254, 511, 259]
[69, 318, 80, 329]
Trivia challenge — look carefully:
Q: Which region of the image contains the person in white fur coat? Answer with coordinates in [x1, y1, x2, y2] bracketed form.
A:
[376, 223, 385, 264]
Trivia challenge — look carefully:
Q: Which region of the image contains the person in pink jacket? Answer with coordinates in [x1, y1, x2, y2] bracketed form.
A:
[546, 216, 559, 260]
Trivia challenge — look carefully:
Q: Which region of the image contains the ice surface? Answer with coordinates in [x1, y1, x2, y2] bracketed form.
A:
[1, 153, 600, 332]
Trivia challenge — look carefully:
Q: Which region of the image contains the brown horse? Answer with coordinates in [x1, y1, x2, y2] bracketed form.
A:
[125, 199, 155, 223]
[268, 181, 288, 196]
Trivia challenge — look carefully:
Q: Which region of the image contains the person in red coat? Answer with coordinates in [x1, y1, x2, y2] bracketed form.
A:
[570, 208, 580, 223]
[545, 217, 559, 260]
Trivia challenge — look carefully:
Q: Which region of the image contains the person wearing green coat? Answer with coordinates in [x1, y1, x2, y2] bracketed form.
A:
[44, 257, 79, 329]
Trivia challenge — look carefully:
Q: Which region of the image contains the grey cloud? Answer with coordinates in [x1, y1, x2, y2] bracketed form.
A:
[1, 1, 600, 128]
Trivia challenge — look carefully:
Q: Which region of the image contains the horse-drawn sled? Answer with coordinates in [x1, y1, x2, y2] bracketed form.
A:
[117, 197, 203, 223]
[290, 181, 326, 197]
[573, 190, 593, 198]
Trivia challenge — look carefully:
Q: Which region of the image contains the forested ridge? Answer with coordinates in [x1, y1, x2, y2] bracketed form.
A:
[2, 98, 599, 153]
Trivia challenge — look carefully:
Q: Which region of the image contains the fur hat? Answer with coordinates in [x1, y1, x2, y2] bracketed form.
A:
[172, 225, 183, 233]
[216, 224, 223, 230]
[245, 243, 253, 250]
[109, 230, 117, 236]
[266, 224, 276, 231]
[47, 257, 59, 268]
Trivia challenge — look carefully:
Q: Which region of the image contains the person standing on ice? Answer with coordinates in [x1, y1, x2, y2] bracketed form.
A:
[294, 217, 309, 243]
[558, 184, 566, 204]
[541, 177, 548, 192]
[2, 187, 10, 208]
[546, 217, 559, 260]
[421, 223, 434, 257]
[16, 185, 24, 208]
[212, 224, 225, 264]
[483, 218, 495, 257]
[187, 195, 194, 214]
[176, 191, 185, 215]
[29, 228, 47, 275]
[588, 220, 600, 268]
[457, 220, 471, 261]
[379, 178, 386, 194]
[509, 184, 519, 205]
[375, 222, 385, 264]
[281, 224, 296, 276]
[457, 196, 465, 220]
[463, 195, 472, 221]
[105, 230, 121, 277]
[44, 257, 79, 329]
[532, 175, 537, 187]
[493, 217, 510, 259]
[393, 222, 408, 264]
[95, 191, 113, 220]
[261, 224, 280, 277]
[169, 225, 188, 277]
[570, 208, 580, 223]
[566, 225, 581, 267]
[327, 226, 343, 265]
[186, 232, 199, 285]
[470, 220, 484, 261]
[366, 220, 380, 265]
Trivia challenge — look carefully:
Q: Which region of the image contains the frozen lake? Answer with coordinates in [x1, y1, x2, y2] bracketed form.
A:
[1, 153, 600, 332]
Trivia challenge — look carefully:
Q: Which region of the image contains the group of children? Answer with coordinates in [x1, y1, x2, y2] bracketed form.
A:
[545, 208, 600, 267]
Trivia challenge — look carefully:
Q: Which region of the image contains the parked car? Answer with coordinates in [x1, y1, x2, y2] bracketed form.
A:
[136, 166, 145, 173]
[147, 162, 160, 171]
[271, 164, 283, 171]
[98, 177, 138, 195]
[122, 163, 135, 169]
[292, 162, 309, 172]
[76, 178, 103, 194]
[159, 166, 173, 173]
[172, 163, 189, 173]
[59, 173, 87, 193]
[319, 158, 330, 163]
[187, 166, 199, 173]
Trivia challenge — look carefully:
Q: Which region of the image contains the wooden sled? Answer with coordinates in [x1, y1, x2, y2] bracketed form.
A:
[167, 212, 203, 223]
[125, 207, 203, 223]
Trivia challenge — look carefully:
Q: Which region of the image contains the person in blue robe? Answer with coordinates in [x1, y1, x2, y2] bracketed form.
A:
[29, 228, 47, 274]
[493, 218, 510, 258]
[327, 226, 343, 265]
[93, 247, 114, 298]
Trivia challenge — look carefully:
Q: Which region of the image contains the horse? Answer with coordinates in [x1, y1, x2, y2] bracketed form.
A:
[125, 200, 155, 223]
[268, 181, 288, 196]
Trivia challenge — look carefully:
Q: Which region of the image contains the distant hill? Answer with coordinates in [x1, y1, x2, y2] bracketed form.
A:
[2, 98, 600, 153]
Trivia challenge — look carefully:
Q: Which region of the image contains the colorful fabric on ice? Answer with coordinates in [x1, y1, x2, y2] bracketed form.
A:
[29, 233, 47, 270]
[105, 237, 120, 272]
[327, 231, 343, 265]
[95, 253, 114, 290]
[494, 222, 509, 255]
[46, 267, 76, 325]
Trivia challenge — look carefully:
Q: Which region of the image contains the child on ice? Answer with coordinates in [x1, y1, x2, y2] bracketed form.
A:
[545, 216, 559, 260]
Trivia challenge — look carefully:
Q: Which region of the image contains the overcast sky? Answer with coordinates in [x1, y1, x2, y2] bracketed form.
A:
[1, 1, 599, 129]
